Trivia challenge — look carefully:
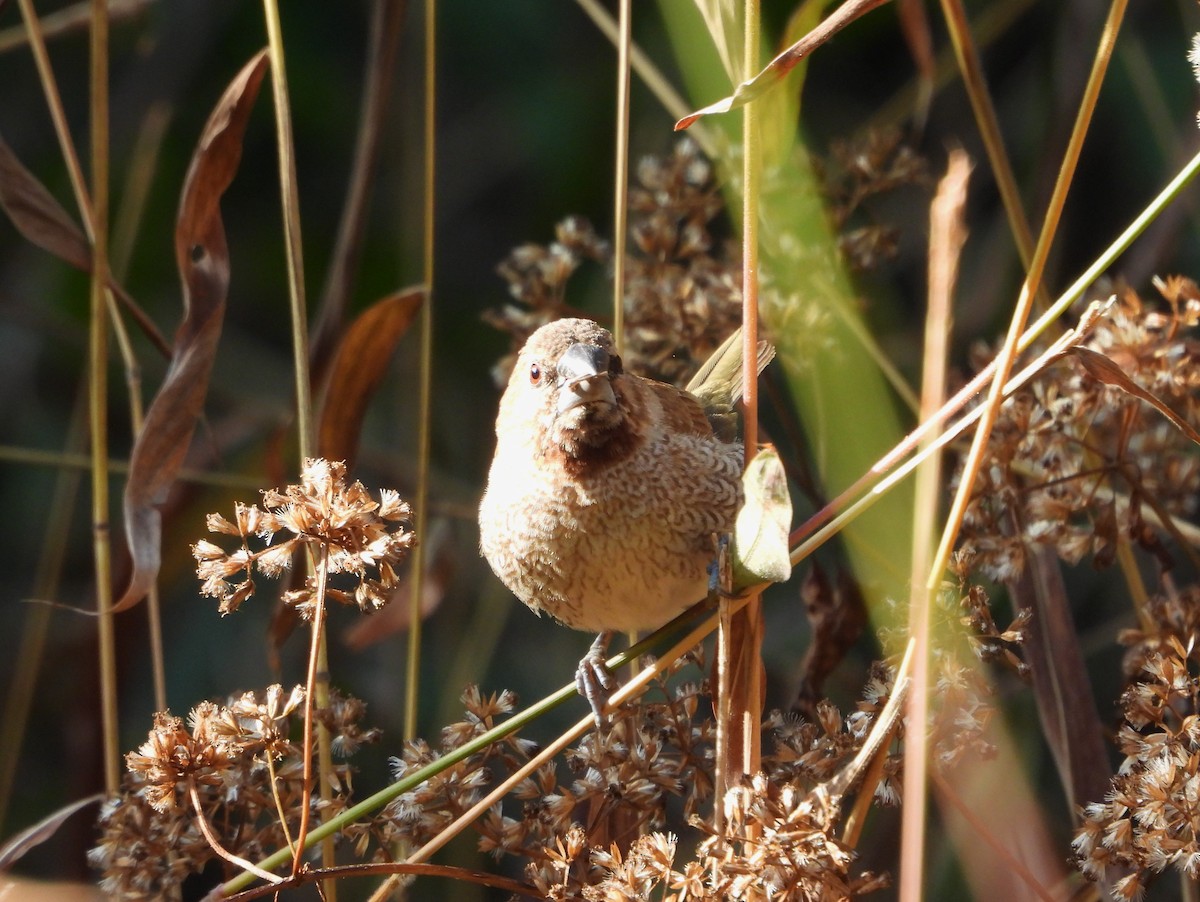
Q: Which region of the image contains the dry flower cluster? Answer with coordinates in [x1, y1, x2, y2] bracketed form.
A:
[89, 684, 377, 900]
[959, 279, 1200, 584]
[814, 127, 929, 272]
[93, 637, 924, 898]
[193, 457, 415, 617]
[528, 774, 888, 902]
[489, 132, 926, 394]
[479, 651, 898, 901]
[951, 278, 1200, 899]
[1073, 633, 1200, 900]
[491, 137, 744, 387]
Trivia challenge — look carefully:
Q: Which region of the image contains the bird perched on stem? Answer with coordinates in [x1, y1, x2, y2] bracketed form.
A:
[479, 318, 771, 721]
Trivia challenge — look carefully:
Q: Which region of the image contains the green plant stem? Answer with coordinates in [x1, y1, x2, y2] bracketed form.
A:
[110, 105, 169, 712]
[218, 861, 533, 902]
[407, 606, 726, 868]
[291, 551, 329, 888]
[262, 1, 313, 456]
[936, 0, 1041, 293]
[406, 0, 437, 745]
[573, 0, 718, 159]
[0, 446, 266, 488]
[790, 313, 1097, 570]
[260, 0, 332, 890]
[89, 0, 119, 798]
[610, 0, 631, 351]
[16, 0, 95, 234]
[873, 0, 1035, 133]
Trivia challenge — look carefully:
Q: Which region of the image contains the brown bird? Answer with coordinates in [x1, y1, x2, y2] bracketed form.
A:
[479, 318, 770, 717]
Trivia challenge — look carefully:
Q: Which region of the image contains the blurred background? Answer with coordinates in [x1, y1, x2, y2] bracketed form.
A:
[2, 0, 1200, 896]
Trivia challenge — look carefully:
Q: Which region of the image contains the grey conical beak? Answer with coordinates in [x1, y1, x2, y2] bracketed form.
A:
[556, 343, 616, 414]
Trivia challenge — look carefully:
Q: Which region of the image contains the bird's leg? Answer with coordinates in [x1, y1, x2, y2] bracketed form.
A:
[576, 630, 619, 727]
[708, 534, 736, 599]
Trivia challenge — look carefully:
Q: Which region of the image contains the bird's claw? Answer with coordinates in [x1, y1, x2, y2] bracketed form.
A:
[576, 631, 619, 728]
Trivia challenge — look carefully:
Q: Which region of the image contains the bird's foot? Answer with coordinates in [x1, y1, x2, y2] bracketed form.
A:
[576, 631, 619, 728]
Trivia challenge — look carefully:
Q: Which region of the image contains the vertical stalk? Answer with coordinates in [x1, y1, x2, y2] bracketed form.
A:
[261, 2, 332, 892]
[89, 0, 119, 796]
[291, 550, 330, 889]
[610, 0, 631, 351]
[717, 0, 763, 832]
[112, 107, 171, 714]
[16, 0, 95, 233]
[405, 0, 437, 743]
[899, 150, 968, 901]
[262, 2, 314, 454]
[736, 0, 762, 778]
[936, 0, 1038, 282]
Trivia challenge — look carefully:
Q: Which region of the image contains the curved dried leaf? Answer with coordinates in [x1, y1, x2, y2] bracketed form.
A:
[116, 49, 269, 613]
[0, 134, 173, 358]
[0, 132, 91, 270]
[0, 794, 103, 871]
[1072, 346, 1200, 445]
[675, 0, 891, 130]
[317, 286, 424, 466]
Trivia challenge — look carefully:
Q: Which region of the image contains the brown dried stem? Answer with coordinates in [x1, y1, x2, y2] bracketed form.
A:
[215, 861, 535, 902]
[189, 782, 284, 888]
[290, 550, 329, 880]
[899, 149, 969, 901]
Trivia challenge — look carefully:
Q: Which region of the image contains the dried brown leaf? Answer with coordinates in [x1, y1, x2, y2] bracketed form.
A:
[675, 0, 891, 130]
[0, 132, 92, 270]
[1072, 345, 1200, 446]
[116, 49, 269, 613]
[0, 134, 172, 358]
[317, 286, 423, 466]
[1008, 546, 1111, 811]
[0, 794, 103, 870]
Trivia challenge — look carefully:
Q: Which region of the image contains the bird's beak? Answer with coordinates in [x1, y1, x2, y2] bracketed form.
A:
[556, 343, 617, 415]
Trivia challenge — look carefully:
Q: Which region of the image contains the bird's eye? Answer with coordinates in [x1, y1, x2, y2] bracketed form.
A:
[529, 363, 542, 385]
[608, 354, 623, 376]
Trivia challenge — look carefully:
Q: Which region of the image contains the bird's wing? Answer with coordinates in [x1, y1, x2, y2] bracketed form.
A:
[686, 327, 776, 415]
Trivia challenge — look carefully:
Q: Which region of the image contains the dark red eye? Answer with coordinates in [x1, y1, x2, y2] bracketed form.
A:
[529, 363, 542, 385]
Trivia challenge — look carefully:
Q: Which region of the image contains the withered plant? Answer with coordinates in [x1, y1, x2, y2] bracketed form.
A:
[6, 3, 1200, 902]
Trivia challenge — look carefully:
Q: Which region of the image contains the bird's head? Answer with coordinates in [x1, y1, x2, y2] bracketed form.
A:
[497, 318, 643, 468]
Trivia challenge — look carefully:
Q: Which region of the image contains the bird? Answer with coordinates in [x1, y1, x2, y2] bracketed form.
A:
[479, 318, 772, 722]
